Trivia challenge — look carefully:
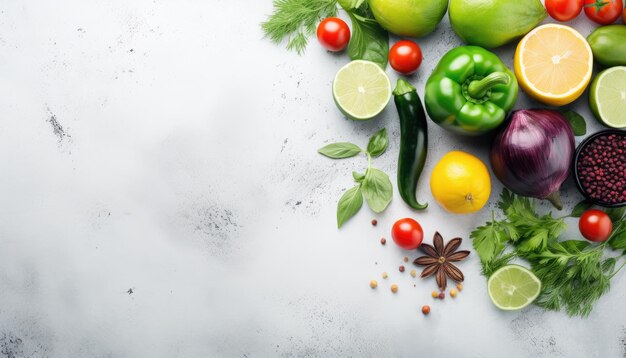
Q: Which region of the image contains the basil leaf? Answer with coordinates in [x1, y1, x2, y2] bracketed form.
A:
[337, 185, 363, 228]
[318, 142, 362, 159]
[570, 200, 592, 217]
[562, 110, 586, 136]
[367, 128, 388, 157]
[361, 167, 392, 213]
[605, 207, 626, 222]
[352, 171, 365, 182]
[347, 12, 389, 69]
[338, 0, 365, 10]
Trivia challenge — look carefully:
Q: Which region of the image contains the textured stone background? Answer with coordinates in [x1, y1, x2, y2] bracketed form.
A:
[0, 0, 624, 357]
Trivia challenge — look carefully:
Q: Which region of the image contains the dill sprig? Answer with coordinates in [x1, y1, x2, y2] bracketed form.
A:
[470, 189, 626, 317]
[261, 0, 339, 54]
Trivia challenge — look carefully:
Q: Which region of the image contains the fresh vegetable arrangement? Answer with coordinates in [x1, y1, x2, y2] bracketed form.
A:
[262, 0, 626, 318]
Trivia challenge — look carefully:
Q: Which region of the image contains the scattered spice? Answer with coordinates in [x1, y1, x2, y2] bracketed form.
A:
[380, 238, 386, 245]
[576, 133, 626, 204]
[438, 292, 445, 299]
[382, 272, 388, 279]
[403, 256, 409, 263]
[371, 219, 378, 226]
[457, 283, 463, 291]
[399, 265, 405, 272]
[410, 269, 417, 277]
[370, 280, 378, 289]
[413, 232, 470, 291]
[422, 305, 430, 315]
[391, 284, 398, 293]
[450, 289, 457, 298]
[431, 291, 438, 298]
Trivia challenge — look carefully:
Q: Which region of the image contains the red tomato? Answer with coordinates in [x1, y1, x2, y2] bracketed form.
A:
[545, 0, 584, 21]
[584, 0, 623, 25]
[579, 209, 613, 242]
[316, 17, 350, 52]
[391, 218, 424, 250]
[389, 40, 423, 75]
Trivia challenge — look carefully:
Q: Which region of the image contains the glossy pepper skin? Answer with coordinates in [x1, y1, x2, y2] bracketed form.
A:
[393, 79, 428, 210]
[424, 46, 518, 136]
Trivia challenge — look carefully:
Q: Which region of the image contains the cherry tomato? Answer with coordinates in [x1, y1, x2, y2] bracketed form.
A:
[391, 218, 424, 250]
[545, 0, 584, 21]
[584, 0, 623, 25]
[579, 209, 613, 242]
[389, 40, 423, 75]
[316, 17, 350, 52]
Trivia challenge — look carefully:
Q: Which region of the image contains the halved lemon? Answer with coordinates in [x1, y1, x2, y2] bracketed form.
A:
[514, 24, 593, 106]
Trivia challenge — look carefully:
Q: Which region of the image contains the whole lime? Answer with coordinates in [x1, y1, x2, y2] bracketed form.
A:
[369, 0, 448, 38]
[449, 0, 546, 48]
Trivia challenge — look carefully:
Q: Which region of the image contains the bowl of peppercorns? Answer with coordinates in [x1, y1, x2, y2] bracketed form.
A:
[574, 130, 626, 208]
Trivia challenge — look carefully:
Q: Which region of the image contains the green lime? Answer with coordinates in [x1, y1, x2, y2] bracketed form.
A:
[449, 0, 546, 48]
[487, 265, 541, 311]
[589, 66, 626, 129]
[369, 0, 448, 38]
[332, 60, 391, 121]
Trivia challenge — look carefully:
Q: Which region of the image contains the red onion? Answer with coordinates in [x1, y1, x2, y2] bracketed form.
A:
[490, 109, 575, 210]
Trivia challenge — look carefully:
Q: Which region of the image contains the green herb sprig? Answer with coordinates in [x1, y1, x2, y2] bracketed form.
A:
[261, 0, 389, 66]
[261, 0, 338, 54]
[471, 189, 626, 317]
[319, 128, 392, 228]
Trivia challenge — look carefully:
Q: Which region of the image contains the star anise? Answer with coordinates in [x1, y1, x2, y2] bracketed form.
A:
[413, 232, 470, 291]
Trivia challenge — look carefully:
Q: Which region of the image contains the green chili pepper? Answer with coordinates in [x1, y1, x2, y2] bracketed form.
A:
[393, 79, 428, 210]
[424, 46, 518, 136]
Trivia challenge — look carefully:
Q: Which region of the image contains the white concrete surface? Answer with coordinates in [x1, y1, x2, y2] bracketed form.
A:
[0, 1, 624, 357]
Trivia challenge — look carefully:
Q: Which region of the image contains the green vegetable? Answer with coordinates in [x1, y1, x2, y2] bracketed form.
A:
[587, 25, 626, 67]
[449, 0, 546, 48]
[471, 189, 626, 317]
[561, 110, 587, 136]
[261, 0, 338, 54]
[392, 79, 428, 210]
[424, 46, 518, 135]
[319, 129, 393, 227]
[346, 11, 389, 68]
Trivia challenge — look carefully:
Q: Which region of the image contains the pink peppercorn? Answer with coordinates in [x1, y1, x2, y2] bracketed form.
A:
[576, 133, 626, 205]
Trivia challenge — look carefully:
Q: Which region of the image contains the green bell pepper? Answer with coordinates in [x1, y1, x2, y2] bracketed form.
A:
[424, 46, 518, 136]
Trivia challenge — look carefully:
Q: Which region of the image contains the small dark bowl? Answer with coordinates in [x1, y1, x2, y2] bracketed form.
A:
[573, 129, 626, 208]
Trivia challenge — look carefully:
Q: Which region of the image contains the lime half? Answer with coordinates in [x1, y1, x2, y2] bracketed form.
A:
[487, 265, 541, 311]
[332, 60, 391, 121]
[590, 66, 626, 129]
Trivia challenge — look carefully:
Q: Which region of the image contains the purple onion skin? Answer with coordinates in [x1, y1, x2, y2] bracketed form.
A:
[490, 109, 574, 209]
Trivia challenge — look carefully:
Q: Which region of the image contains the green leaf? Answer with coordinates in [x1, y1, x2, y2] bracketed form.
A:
[570, 200, 593, 217]
[608, 221, 626, 251]
[347, 12, 389, 69]
[337, 185, 363, 228]
[470, 220, 507, 264]
[318, 142, 362, 159]
[361, 167, 392, 213]
[352, 171, 365, 182]
[605, 207, 626, 222]
[562, 110, 587, 136]
[366, 128, 388, 157]
[338, 0, 365, 10]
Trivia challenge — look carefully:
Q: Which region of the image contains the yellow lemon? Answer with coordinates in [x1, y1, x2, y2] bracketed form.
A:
[514, 24, 593, 106]
[430, 151, 491, 214]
